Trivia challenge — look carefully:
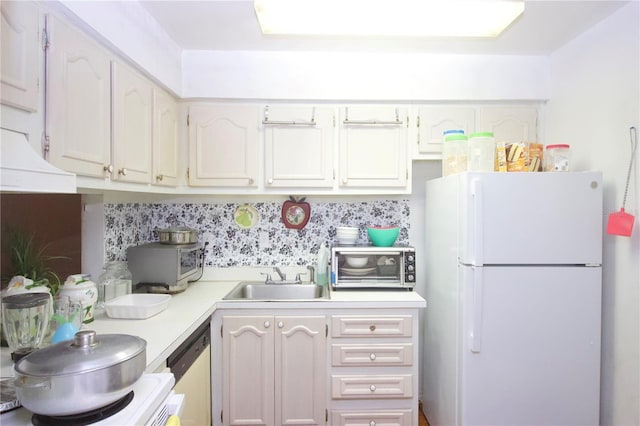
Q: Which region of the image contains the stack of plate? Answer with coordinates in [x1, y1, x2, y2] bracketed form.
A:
[336, 227, 359, 245]
[341, 255, 375, 276]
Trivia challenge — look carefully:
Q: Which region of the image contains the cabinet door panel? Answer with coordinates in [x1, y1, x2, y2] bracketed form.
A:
[339, 107, 408, 188]
[331, 374, 413, 399]
[188, 105, 259, 187]
[1, 0, 39, 112]
[112, 61, 153, 183]
[153, 88, 179, 186]
[48, 16, 111, 177]
[479, 107, 537, 143]
[331, 409, 413, 426]
[332, 343, 413, 366]
[331, 315, 412, 337]
[264, 106, 334, 188]
[416, 107, 476, 156]
[223, 316, 274, 426]
[276, 316, 326, 425]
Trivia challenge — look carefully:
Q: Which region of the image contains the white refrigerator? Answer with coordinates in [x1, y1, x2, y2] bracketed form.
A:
[423, 171, 603, 426]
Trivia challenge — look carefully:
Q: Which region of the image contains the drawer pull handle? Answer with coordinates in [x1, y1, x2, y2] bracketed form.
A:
[369, 384, 376, 392]
[264, 320, 271, 328]
[369, 353, 376, 361]
[369, 325, 376, 332]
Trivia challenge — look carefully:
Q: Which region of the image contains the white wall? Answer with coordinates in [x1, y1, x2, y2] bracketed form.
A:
[546, 3, 640, 424]
[182, 50, 550, 101]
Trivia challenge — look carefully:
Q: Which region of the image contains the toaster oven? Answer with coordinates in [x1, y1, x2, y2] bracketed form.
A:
[331, 245, 416, 290]
[127, 242, 204, 294]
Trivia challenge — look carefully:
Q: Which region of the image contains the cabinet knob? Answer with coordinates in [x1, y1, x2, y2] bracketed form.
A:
[156, 174, 164, 181]
[277, 321, 284, 328]
[370, 422, 376, 426]
[342, 178, 348, 184]
[369, 385, 376, 392]
[369, 353, 376, 361]
[369, 325, 376, 332]
[103, 164, 114, 173]
[267, 178, 273, 184]
[118, 168, 128, 176]
[264, 320, 271, 328]
[248, 178, 254, 184]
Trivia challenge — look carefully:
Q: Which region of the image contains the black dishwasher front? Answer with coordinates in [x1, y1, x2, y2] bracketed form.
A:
[167, 320, 211, 425]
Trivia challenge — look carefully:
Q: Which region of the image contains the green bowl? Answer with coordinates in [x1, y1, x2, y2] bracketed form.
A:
[367, 226, 400, 247]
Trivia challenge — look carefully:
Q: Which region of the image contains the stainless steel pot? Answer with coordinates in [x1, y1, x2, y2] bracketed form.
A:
[157, 226, 199, 245]
[14, 330, 146, 416]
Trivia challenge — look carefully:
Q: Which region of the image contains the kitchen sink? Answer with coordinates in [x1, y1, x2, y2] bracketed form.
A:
[222, 282, 330, 301]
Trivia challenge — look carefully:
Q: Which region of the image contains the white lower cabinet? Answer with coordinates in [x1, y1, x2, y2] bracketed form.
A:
[330, 409, 413, 426]
[212, 307, 421, 426]
[220, 314, 326, 426]
[328, 312, 420, 426]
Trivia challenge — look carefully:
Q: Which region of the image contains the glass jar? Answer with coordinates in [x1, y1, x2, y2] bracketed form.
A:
[97, 261, 132, 309]
[442, 134, 468, 176]
[468, 132, 496, 172]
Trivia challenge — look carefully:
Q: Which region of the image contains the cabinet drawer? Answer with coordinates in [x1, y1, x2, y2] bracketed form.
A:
[332, 343, 413, 366]
[331, 409, 413, 426]
[331, 375, 412, 399]
[331, 316, 412, 338]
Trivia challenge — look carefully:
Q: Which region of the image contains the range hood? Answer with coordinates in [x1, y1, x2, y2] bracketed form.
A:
[1, 127, 76, 193]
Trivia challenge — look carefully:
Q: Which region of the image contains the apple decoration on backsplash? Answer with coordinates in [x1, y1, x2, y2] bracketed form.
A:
[282, 196, 311, 229]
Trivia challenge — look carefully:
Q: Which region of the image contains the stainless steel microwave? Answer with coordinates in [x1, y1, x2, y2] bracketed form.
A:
[330, 245, 416, 290]
[127, 242, 204, 293]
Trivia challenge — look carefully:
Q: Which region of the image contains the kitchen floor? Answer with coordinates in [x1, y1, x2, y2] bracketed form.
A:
[419, 403, 430, 426]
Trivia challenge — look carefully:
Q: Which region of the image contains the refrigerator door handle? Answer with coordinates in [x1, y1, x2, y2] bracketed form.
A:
[470, 267, 484, 353]
[470, 178, 484, 265]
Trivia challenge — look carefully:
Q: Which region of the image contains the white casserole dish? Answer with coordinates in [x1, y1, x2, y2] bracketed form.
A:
[105, 294, 171, 319]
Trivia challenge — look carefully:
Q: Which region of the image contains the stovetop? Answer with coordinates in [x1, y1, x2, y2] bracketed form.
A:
[1, 373, 174, 426]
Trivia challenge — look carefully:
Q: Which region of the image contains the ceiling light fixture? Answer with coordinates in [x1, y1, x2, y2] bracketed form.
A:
[254, 0, 525, 38]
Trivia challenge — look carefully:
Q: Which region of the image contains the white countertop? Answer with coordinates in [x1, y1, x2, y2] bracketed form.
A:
[1, 278, 426, 376]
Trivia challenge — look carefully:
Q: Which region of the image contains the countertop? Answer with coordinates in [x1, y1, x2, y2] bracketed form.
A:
[1, 277, 426, 376]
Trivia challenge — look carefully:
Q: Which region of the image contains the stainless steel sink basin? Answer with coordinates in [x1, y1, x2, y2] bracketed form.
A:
[223, 282, 330, 301]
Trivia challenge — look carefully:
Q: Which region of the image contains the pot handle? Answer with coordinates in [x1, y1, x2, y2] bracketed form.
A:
[15, 375, 51, 390]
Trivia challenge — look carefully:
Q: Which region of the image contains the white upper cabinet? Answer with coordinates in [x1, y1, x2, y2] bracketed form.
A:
[1, 0, 39, 112]
[414, 107, 476, 159]
[188, 104, 260, 187]
[339, 106, 409, 190]
[111, 61, 153, 184]
[478, 106, 538, 143]
[47, 15, 112, 178]
[152, 88, 179, 187]
[263, 105, 334, 189]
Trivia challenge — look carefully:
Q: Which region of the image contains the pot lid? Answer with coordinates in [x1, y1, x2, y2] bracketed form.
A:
[160, 226, 196, 232]
[15, 330, 146, 377]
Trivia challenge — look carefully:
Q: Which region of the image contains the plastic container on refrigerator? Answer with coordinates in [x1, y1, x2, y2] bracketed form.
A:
[442, 134, 468, 176]
[468, 132, 496, 172]
[544, 144, 571, 171]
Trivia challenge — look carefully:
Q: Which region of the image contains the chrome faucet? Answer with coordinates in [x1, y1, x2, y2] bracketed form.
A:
[273, 267, 286, 281]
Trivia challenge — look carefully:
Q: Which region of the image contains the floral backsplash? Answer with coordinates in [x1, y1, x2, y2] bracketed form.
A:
[105, 200, 410, 267]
